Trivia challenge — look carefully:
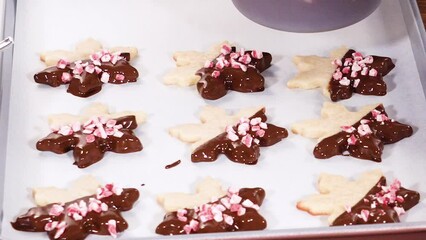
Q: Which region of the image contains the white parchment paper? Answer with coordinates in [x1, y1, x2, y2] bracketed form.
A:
[2, 0, 426, 239]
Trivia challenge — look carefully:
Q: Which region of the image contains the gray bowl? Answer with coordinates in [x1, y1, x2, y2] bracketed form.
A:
[232, 0, 382, 33]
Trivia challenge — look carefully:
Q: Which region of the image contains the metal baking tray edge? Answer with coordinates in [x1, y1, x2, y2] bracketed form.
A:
[0, 0, 16, 237]
[0, 0, 424, 239]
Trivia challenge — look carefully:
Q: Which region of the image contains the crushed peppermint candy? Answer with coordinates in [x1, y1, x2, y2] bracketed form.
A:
[54, 116, 125, 142]
[225, 117, 267, 148]
[331, 51, 378, 88]
[41, 183, 124, 238]
[97, 183, 123, 199]
[55, 50, 125, 84]
[206, 44, 264, 78]
[107, 219, 118, 238]
[340, 109, 392, 147]
[175, 187, 261, 234]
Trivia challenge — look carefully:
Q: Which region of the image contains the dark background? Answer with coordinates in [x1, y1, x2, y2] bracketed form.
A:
[417, 0, 426, 26]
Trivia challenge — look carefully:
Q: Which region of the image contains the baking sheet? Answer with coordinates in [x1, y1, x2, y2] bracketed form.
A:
[1, 0, 426, 239]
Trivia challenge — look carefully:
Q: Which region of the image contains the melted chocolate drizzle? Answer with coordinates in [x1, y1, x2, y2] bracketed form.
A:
[196, 47, 272, 100]
[36, 115, 143, 168]
[156, 188, 266, 235]
[329, 49, 395, 102]
[314, 105, 412, 162]
[34, 52, 138, 98]
[192, 109, 288, 164]
[332, 177, 419, 226]
[11, 188, 139, 240]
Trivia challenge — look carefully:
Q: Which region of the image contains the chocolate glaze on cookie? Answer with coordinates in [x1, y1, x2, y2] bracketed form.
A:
[192, 109, 288, 164]
[12, 186, 139, 240]
[329, 49, 395, 102]
[332, 177, 419, 226]
[34, 52, 138, 98]
[36, 115, 142, 168]
[156, 187, 266, 235]
[314, 105, 412, 162]
[196, 45, 272, 100]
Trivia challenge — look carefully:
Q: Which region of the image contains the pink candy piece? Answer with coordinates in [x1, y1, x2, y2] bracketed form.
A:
[85, 64, 95, 74]
[61, 72, 72, 83]
[353, 79, 361, 88]
[339, 77, 350, 86]
[369, 68, 378, 77]
[211, 70, 221, 78]
[359, 209, 370, 222]
[73, 64, 84, 75]
[90, 52, 101, 61]
[111, 54, 120, 65]
[101, 72, 110, 83]
[227, 130, 239, 142]
[376, 114, 389, 122]
[101, 53, 112, 63]
[107, 219, 118, 238]
[57, 59, 69, 69]
[223, 214, 234, 225]
[238, 54, 252, 64]
[44, 221, 58, 231]
[115, 74, 125, 81]
[183, 224, 192, 234]
[357, 124, 372, 136]
[220, 197, 231, 209]
[344, 205, 352, 213]
[53, 221, 67, 239]
[347, 134, 358, 145]
[230, 194, 242, 204]
[371, 109, 381, 118]
[86, 134, 95, 143]
[341, 126, 355, 133]
[204, 60, 213, 68]
[351, 62, 362, 72]
[394, 206, 405, 216]
[256, 129, 265, 138]
[251, 50, 263, 59]
[237, 206, 246, 216]
[333, 70, 343, 81]
[58, 125, 73, 136]
[332, 59, 342, 67]
[241, 134, 253, 148]
[238, 122, 250, 135]
[221, 44, 232, 55]
[49, 204, 64, 216]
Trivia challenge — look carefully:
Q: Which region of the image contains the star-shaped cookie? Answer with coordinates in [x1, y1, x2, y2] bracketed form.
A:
[156, 178, 266, 235]
[36, 103, 146, 168]
[297, 170, 420, 226]
[292, 102, 413, 162]
[12, 177, 139, 240]
[35, 39, 140, 98]
[164, 42, 272, 100]
[288, 47, 395, 101]
[169, 106, 288, 165]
